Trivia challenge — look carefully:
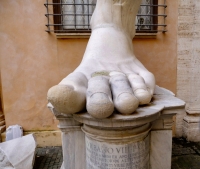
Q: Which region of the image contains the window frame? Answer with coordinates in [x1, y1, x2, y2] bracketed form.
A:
[45, 0, 166, 36]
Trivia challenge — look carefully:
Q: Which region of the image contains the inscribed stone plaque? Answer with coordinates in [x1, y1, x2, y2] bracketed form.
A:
[85, 135, 149, 169]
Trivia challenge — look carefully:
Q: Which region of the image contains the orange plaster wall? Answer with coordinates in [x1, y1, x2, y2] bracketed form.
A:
[0, 0, 177, 131]
[0, 0, 60, 131]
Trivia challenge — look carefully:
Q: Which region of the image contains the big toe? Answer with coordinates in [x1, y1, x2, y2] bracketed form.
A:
[47, 85, 85, 114]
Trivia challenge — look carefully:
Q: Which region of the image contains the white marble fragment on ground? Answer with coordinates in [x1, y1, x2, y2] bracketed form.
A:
[6, 125, 23, 141]
[0, 134, 37, 169]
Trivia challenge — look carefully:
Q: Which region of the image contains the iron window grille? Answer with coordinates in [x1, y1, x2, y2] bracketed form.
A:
[45, 0, 167, 33]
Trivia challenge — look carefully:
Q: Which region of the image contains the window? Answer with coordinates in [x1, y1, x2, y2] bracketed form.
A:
[45, 0, 167, 35]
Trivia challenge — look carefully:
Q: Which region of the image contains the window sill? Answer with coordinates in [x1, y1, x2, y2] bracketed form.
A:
[56, 33, 157, 39]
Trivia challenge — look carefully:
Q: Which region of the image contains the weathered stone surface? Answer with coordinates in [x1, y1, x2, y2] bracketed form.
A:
[82, 122, 151, 169]
[177, 0, 200, 139]
[150, 130, 172, 169]
[61, 129, 86, 169]
[86, 135, 150, 169]
[154, 86, 175, 96]
[185, 101, 200, 114]
[183, 114, 200, 142]
[73, 104, 163, 128]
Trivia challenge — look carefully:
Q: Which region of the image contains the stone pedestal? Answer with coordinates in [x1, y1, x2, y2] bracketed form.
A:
[48, 86, 185, 169]
[183, 102, 200, 142]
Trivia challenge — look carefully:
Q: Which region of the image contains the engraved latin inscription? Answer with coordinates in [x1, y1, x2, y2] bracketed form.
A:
[86, 136, 149, 169]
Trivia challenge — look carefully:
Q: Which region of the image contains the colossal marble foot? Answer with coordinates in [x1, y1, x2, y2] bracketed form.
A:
[47, 0, 155, 118]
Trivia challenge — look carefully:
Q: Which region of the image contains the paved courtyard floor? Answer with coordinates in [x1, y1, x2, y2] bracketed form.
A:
[33, 137, 200, 169]
[172, 138, 200, 169]
[33, 146, 63, 169]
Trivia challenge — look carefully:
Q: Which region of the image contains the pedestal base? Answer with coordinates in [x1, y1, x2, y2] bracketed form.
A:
[183, 102, 200, 142]
[183, 114, 200, 142]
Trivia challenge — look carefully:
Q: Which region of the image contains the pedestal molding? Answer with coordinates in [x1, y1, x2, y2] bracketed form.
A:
[82, 123, 151, 143]
[74, 104, 163, 128]
[185, 102, 200, 115]
[184, 114, 200, 123]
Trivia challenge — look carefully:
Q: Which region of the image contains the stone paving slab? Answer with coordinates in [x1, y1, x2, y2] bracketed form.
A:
[172, 155, 200, 169]
[33, 147, 63, 169]
[33, 138, 200, 169]
[172, 138, 200, 169]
